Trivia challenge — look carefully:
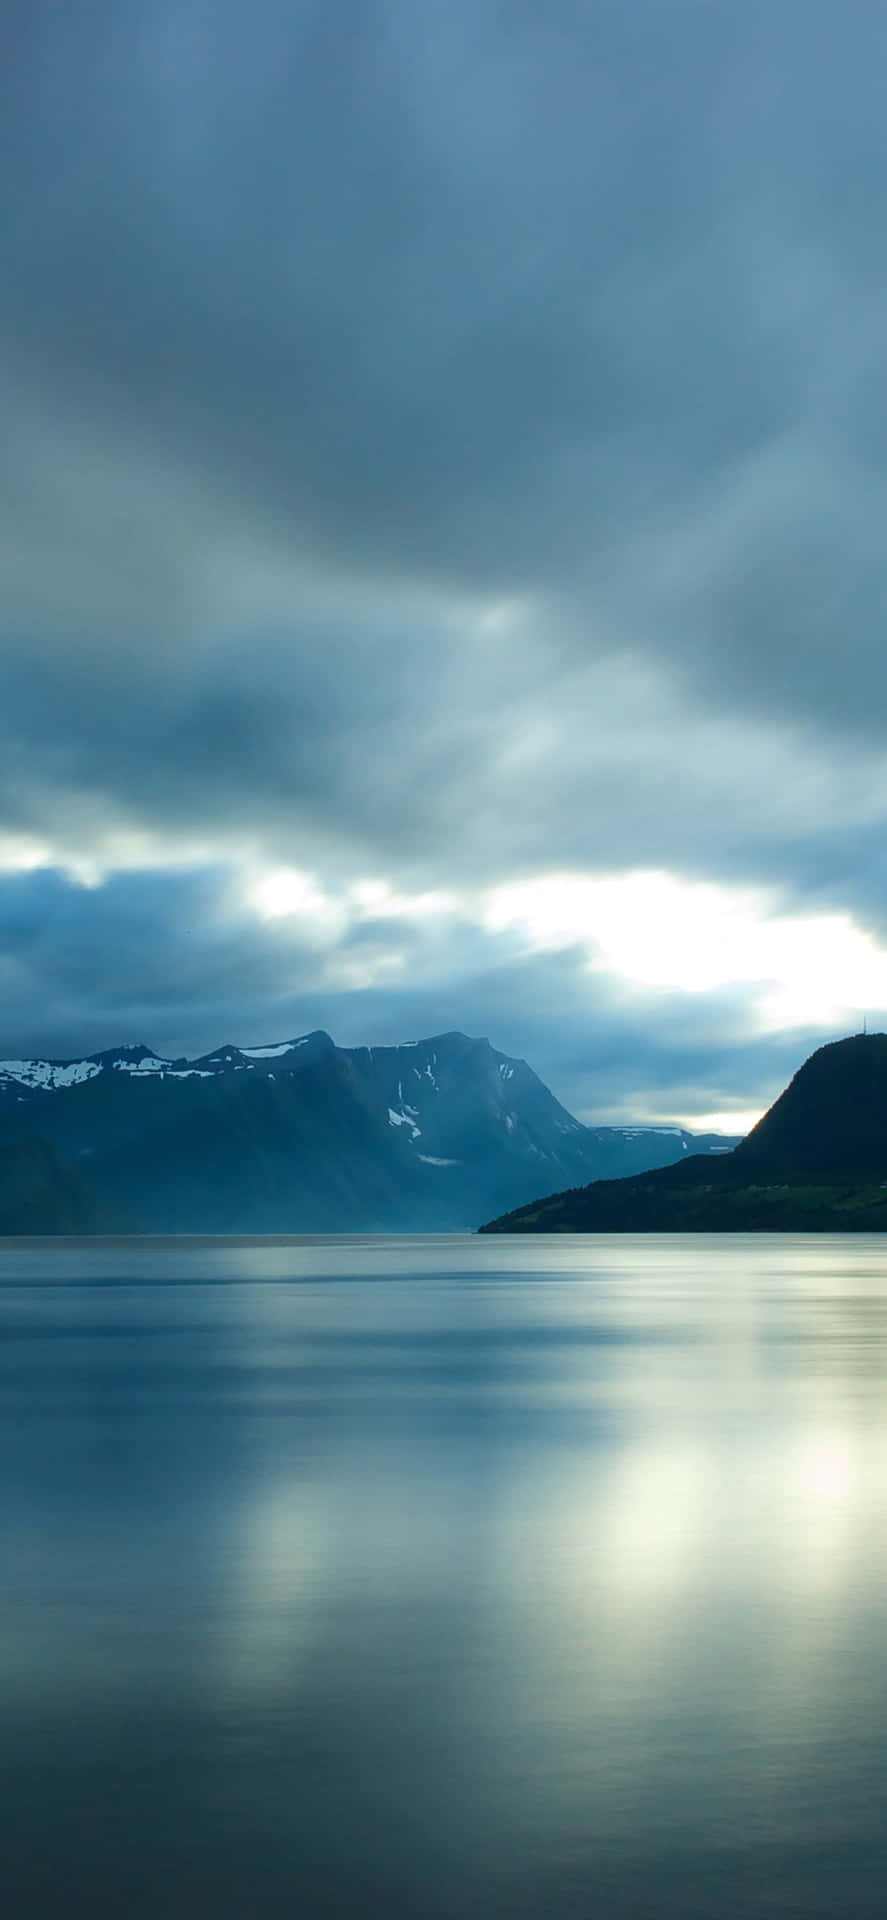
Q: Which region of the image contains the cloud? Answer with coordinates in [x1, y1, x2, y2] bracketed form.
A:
[0, 853, 880, 1135]
[2, 1, 887, 1119]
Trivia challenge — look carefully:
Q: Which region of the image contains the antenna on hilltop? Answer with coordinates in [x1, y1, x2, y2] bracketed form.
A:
[864, 1012, 868, 1036]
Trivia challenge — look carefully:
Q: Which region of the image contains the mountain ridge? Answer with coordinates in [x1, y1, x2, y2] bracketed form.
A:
[0, 1029, 740, 1233]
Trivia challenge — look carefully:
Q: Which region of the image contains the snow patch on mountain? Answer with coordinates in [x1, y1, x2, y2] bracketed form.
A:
[114, 1056, 170, 1074]
[0, 1059, 101, 1090]
[239, 1041, 302, 1059]
[620, 1127, 684, 1139]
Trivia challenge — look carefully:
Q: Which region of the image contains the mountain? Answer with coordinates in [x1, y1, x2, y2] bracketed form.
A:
[734, 1032, 887, 1176]
[0, 1139, 118, 1234]
[0, 1030, 739, 1233]
[480, 1034, 887, 1233]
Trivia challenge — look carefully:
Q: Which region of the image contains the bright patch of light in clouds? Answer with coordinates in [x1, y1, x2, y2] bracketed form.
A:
[349, 881, 458, 921]
[251, 869, 346, 941]
[252, 869, 457, 933]
[0, 835, 54, 875]
[486, 871, 887, 1030]
[243, 859, 887, 1047]
[687, 1111, 765, 1138]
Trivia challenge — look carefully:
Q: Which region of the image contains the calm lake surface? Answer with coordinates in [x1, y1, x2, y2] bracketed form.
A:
[3, 1233, 887, 1918]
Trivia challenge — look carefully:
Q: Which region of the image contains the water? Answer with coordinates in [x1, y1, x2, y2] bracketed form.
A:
[2, 1233, 887, 1917]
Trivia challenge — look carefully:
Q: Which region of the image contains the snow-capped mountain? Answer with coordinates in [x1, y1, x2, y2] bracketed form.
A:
[0, 1031, 740, 1232]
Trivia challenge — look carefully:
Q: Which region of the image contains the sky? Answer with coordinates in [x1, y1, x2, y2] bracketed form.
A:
[3, 0, 887, 1130]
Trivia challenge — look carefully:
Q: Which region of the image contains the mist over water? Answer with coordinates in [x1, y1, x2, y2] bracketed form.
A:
[2, 1234, 887, 1917]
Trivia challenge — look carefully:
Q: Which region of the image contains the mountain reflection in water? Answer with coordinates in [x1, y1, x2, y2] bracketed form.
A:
[2, 1233, 887, 1918]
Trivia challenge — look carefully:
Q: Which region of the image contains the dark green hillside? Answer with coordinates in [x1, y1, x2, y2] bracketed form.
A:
[0, 1139, 119, 1234]
[480, 1035, 887, 1233]
[735, 1033, 887, 1175]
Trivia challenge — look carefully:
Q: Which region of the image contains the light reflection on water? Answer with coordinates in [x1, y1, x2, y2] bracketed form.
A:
[2, 1234, 887, 1916]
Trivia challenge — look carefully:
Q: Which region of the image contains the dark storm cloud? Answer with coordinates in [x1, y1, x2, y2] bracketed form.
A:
[4, 0, 744, 582]
[5, 2, 886, 662]
[3, 0, 887, 1114]
[0, 864, 338, 1058]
